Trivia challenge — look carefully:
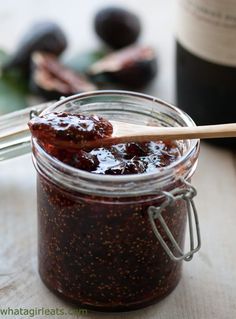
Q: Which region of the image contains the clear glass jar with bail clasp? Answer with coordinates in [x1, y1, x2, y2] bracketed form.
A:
[32, 90, 201, 312]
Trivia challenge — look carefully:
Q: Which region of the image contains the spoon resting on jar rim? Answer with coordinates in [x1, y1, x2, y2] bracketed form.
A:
[28, 112, 236, 150]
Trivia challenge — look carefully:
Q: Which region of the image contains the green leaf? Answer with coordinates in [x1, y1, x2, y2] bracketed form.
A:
[64, 49, 107, 73]
[0, 49, 29, 115]
[0, 49, 8, 65]
[0, 77, 27, 115]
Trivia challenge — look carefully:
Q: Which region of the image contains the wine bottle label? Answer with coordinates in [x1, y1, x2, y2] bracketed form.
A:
[176, 0, 236, 66]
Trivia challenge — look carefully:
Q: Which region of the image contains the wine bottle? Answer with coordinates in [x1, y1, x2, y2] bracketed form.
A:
[176, 0, 236, 147]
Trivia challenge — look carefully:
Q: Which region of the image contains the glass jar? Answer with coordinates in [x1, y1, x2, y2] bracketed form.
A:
[32, 90, 200, 312]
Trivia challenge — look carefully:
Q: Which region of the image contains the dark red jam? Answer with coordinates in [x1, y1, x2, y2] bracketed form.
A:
[28, 112, 113, 144]
[30, 112, 188, 312]
[29, 112, 181, 175]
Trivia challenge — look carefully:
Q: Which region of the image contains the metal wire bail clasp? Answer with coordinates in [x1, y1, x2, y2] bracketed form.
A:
[148, 178, 201, 262]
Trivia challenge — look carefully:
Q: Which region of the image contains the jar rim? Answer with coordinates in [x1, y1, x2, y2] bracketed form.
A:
[33, 90, 200, 195]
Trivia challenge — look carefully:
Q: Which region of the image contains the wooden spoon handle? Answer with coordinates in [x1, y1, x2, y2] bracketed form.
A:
[75, 122, 236, 149]
[120, 123, 236, 140]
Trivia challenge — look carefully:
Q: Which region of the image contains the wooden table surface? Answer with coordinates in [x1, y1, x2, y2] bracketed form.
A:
[0, 1, 236, 318]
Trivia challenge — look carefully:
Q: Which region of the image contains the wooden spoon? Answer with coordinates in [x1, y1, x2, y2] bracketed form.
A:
[52, 121, 236, 149]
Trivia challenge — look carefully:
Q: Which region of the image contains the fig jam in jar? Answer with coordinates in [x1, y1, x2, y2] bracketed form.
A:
[32, 91, 200, 312]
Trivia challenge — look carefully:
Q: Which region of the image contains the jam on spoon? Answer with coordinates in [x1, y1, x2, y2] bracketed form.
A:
[28, 112, 113, 144]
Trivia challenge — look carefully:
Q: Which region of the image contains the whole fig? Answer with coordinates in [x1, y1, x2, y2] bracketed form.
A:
[94, 7, 141, 49]
[3, 21, 67, 73]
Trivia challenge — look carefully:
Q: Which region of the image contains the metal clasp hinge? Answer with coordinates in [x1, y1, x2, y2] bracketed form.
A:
[148, 179, 201, 262]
